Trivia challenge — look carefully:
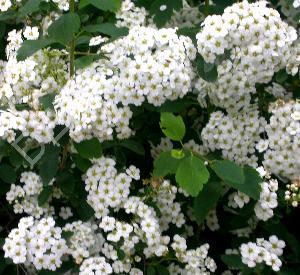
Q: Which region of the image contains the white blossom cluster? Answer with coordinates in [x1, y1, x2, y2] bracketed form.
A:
[63, 221, 103, 264]
[116, 0, 148, 28]
[254, 167, 278, 221]
[265, 82, 293, 100]
[6, 172, 54, 218]
[3, 216, 67, 270]
[201, 108, 267, 167]
[167, 0, 204, 28]
[171, 235, 217, 274]
[262, 100, 300, 181]
[84, 157, 138, 218]
[79, 256, 112, 275]
[285, 179, 300, 207]
[105, 26, 196, 106]
[152, 180, 185, 231]
[240, 236, 285, 271]
[195, 1, 297, 110]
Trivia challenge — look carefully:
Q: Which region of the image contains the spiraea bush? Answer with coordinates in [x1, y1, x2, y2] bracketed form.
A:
[0, 0, 300, 274]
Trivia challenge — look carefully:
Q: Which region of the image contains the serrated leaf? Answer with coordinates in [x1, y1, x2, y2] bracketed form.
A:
[84, 23, 128, 38]
[38, 186, 53, 206]
[196, 55, 218, 83]
[160, 112, 185, 141]
[175, 156, 210, 197]
[39, 93, 55, 110]
[74, 138, 102, 159]
[38, 144, 60, 185]
[193, 181, 222, 224]
[74, 55, 94, 70]
[48, 13, 80, 45]
[153, 151, 182, 177]
[211, 159, 245, 186]
[0, 164, 16, 183]
[17, 39, 54, 61]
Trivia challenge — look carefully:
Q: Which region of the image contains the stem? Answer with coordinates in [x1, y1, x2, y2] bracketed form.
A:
[205, 0, 209, 16]
[69, 0, 75, 78]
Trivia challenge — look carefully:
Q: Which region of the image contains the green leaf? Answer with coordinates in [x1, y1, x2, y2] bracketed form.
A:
[84, 23, 128, 38]
[221, 254, 245, 269]
[175, 156, 210, 197]
[211, 160, 245, 186]
[38, 186, 53, 206]
[153, 151, 182, 177]
[38, 144, 60, 185]
[118, 139, 145, 156]
[146, 266, 156, 275]
[72, 154, 92, 172]
[80, 0, 121, 12]
[275, 69, 288, 84]
[193, 181, 222, 224]
[196, 55, 218, 83]
[0, 10, 17, 21]
[17, 39, 54, 61]
[160, 112, 185, 141]
[39, 93, 55, 110]
[150, 0, 183, 28]
[76, 199, 95, 221]
[0, 164, 16, 183]
[171, 149, 185, 159]
[237, 166, 261, 200]
[48, 13, 80, 45]
[56, 171, 75, 197]
[19, 0, 43, 16]
[117, 248, 126, 260]
[74, 138, 102, 159]
[156, 265, 170, 275]
[74, 55, 94, 70]
[62, 230, 74, 240]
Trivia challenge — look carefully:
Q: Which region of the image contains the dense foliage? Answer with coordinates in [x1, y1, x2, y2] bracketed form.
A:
[0, 0, 300, 274]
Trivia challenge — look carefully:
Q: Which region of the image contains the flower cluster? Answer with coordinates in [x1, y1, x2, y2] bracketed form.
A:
[263, 100, 300, 181]
[285, 179, 300, 207]
[171, 235, 217, 274]
[195, 1, 297, 110]
[79, 257, 112, 275]
[240, 236, 285, 271]
[201, 108, 267, 167]
[6, 172, 54, 218]
[3, 216, 67, 270]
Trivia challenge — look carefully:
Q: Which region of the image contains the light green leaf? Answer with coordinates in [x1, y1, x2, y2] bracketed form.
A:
[171, 149, 185, 159]
[160, 112, 185, 141]
[175, 156, 210, 197]
[48, 13, 80, 45]
[74, 137, 102, 159]
[193, 181, 222, 224]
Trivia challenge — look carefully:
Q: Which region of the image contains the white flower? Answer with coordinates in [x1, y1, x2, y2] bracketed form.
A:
[23, 26, 39, 40]
[160, 5, 167, 11]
